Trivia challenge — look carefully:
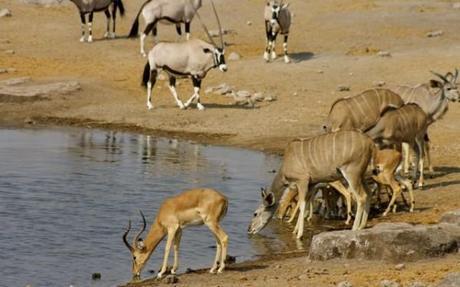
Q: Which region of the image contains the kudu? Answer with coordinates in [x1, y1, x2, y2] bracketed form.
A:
[248, 130, 376, 239]
[123, 188, 228, 281]
[141, 0, 227, 110]
[69, 0, 125, 42]
[366, 104, 429, 188]
[324, 88, 404, 133]
[264, 0, 292, 63]
[393, 70, 460, 174]
[128, 0, 202, 57]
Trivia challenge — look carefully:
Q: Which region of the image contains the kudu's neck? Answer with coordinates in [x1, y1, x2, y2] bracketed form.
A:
[428, 86, 448, 121]
[143, 221, 167, 255]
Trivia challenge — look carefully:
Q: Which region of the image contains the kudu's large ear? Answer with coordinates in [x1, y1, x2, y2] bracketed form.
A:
[136, 238, 146, 250]
[430, 79, 443, 89]
[263, 191, 276, 207]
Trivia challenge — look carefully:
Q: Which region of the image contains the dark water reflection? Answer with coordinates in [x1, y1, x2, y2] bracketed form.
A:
[0, 128, 316, 287]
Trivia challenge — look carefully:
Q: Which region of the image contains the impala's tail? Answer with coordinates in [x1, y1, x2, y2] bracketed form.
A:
[142, 62, 151, 87]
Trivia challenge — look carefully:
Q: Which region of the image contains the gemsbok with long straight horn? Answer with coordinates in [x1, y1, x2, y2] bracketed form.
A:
[128, 0, 202, 57]
[123, 188, 228, 281]
[69, 0, 125, 42]
[248, 130, 376, 239]
[393, 70, 460, 174]
[366, 104, 429, 188]
[323, 88, 404, 133]
[141, 0, 227, 110]
[264, 0, 292, 63]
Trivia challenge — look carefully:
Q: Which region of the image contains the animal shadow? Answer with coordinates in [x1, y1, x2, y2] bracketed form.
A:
[289, 51, 314, 63]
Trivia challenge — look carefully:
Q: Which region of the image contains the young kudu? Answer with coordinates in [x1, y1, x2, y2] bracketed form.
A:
[128, 0, 202, 57]
[248, 130, 376, 239]
[264, 0, 292, 63]
[141, 1, 227, 110]
[123, 188, 228, 281]
[69, 0, 125, 42]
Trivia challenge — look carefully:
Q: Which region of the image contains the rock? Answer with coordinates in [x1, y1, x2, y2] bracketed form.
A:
[0, 77, 30, 86]
[208, 29, 233, 37]
[380, 280, 400, 287]
[0, 8, 12, 18]
[395, 263, 405, 270]
[309, 212, 460, 261]
[437, 272, 460, 287]
[24, 117, 35, 125]
[337, 281, 353, 287]
[91, 273, 101, 280]
[228, 52, 241, 61]
[408, 282, 428, 287]
[337, 85, 350, 92]
[426, 30, 443, 38]
[21, 0, 62, 6]
[212, 83, 233, 95]
[264, 95, 276, 102]
[453, 3, 460, 9]
[163, 275, 179, 284]
[247, 21, 252, 26]
[373, 81, 386, 87]
[0, 80, 81, 102]
[4, 50, 15, 55]
[440, 209, 460, 225]
[236, 90, 251, 98]
[378, 51, 392, 57]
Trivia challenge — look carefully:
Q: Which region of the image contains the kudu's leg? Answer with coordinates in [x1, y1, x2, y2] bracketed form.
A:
[341, 168, 368, 230]
[329, 181, 353, 225]
[104, 9, 111, 38]
[146, 69, 158, 110]
[414, 138, 425, 189]
[79, 12, 86, 42]
[292, 179, 310, 239]
[168, 76, 185, 109]
[283, 34, 291, 63]
[87, 12, 94, 42]
[277, 186, 295, 219]
[171, 229, 182, 274]
[184, 77, 204, 110]
[158, 226, 179, 278]
[185, 21, 191, 40]
[424, 135, 434, 174]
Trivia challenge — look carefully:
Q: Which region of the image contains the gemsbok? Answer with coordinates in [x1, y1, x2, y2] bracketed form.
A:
[324, 88, 404, 133]
[141, 0, 227, 110]
[123, 188, 228, 281]
[264, 0, 292, 63]
[128, 0, 202, 57]
[248, 130, 376, 239]
[366, 104, 429, 188]
[393, 70, 460, 174]
[69, 0, 125, 42]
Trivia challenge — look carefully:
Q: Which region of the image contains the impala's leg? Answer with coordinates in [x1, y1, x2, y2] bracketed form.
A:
[293, 179, 310, 239]
[141, 21, 155, 57]
[168, 76, 185, 109]
[158, 227, 178, 278]
[207, 222, 228, 273]
[402, 143, 410, 175]
[397, 175, 415, 212]
[79, 12, 86, 42]
[146, 69, 157, 110]
[185, 21, 191, 40]
[104, 9, 111, 38]
[383, 178, 401, 216]
[171, 229, 182, 275]
[330, 181, 352, 225]
[87, 12, 94, 42]
[424, 134, 434, 174]
[283, 34, 290, 63]
[270, 32, 278, 60]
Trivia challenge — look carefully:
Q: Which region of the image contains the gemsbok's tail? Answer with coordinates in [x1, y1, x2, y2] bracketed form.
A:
[128, 0, 150, 38]
[142, 62, 151, 87]
[115, 0, 125, 17]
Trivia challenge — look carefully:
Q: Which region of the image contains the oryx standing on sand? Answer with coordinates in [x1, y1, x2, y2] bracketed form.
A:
[264, 0, 292, 63]
[248, 130, 376, 239]
[128, 0, 202, 57]
[141, 1, 227, 110]
[69, 0, 125, 42]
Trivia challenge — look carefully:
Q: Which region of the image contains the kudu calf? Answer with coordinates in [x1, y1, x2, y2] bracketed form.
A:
[248, 130, 375, 239]
[264, 0, 292, 63]
[123, 188, 228, 281]
[141, 0, 227, 110]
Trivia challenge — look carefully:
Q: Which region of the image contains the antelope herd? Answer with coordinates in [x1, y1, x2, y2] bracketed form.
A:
[62, 0, 459, 282]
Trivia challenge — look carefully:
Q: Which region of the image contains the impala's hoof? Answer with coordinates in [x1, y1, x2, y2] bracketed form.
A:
[197, 103, 205, 111]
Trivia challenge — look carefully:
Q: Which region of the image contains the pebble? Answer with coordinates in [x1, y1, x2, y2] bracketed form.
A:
[163, 274, 179, 284]
[377, 51, 392, 57]
[247, 21, 252, 26]
[453, 3, 460, 9]
[91, 273, 101, 280]
[0, 8, 12, 18]
[373, 80, 386, 87]
[395, 263, 405, 270]
[24, 117, 36, 125]
[407, 282, 427, 287]
[426, 30, 443, 38]
[337, 85, 351, 92]
[337, 281, 353, 287]
[380, 279, 400, 287]
[228, 52, 241, 61]
[4, 49, 15, 54]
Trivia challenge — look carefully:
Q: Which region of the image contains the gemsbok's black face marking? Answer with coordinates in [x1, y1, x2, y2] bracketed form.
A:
[215, 48, 227, 72]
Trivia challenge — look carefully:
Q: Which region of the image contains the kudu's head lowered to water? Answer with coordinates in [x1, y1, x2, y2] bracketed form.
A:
[247, 187, 277, 234]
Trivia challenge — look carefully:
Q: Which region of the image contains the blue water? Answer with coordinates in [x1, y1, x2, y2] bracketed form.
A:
[0, 128, 306, 287]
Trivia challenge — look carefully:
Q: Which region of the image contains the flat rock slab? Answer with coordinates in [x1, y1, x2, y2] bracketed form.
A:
[309, 210, 460, 262]
[0, 79, 80, 102]
[437, 272, 460, 287]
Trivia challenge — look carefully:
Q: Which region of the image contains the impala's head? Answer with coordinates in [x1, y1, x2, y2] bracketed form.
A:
[123, 211, 150, 281]
[248, 187, 276, 235]
[431, 69, 460, 102]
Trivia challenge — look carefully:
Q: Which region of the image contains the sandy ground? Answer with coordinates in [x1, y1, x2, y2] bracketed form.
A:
[1, 0, 460, 286]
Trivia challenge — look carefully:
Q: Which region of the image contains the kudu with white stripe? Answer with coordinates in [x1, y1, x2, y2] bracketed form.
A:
[141, 1, 226, 110]
[248, 130, 376, 239]
[264, 0, 292, 63]
[366, 104, 429, 188]
[128, 0, 202, 57]
[324, 88, 404, 133]
[393, 70, 460, 173]
[69, 0, 125, 42]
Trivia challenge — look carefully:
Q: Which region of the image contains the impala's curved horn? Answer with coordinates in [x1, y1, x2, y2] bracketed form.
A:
[210, 0, 224, 49]
[133, 210, 147, 246]
[431, 71, 449, 83]
[123, 220, 134, 252]
[190, 1, 218, 47]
